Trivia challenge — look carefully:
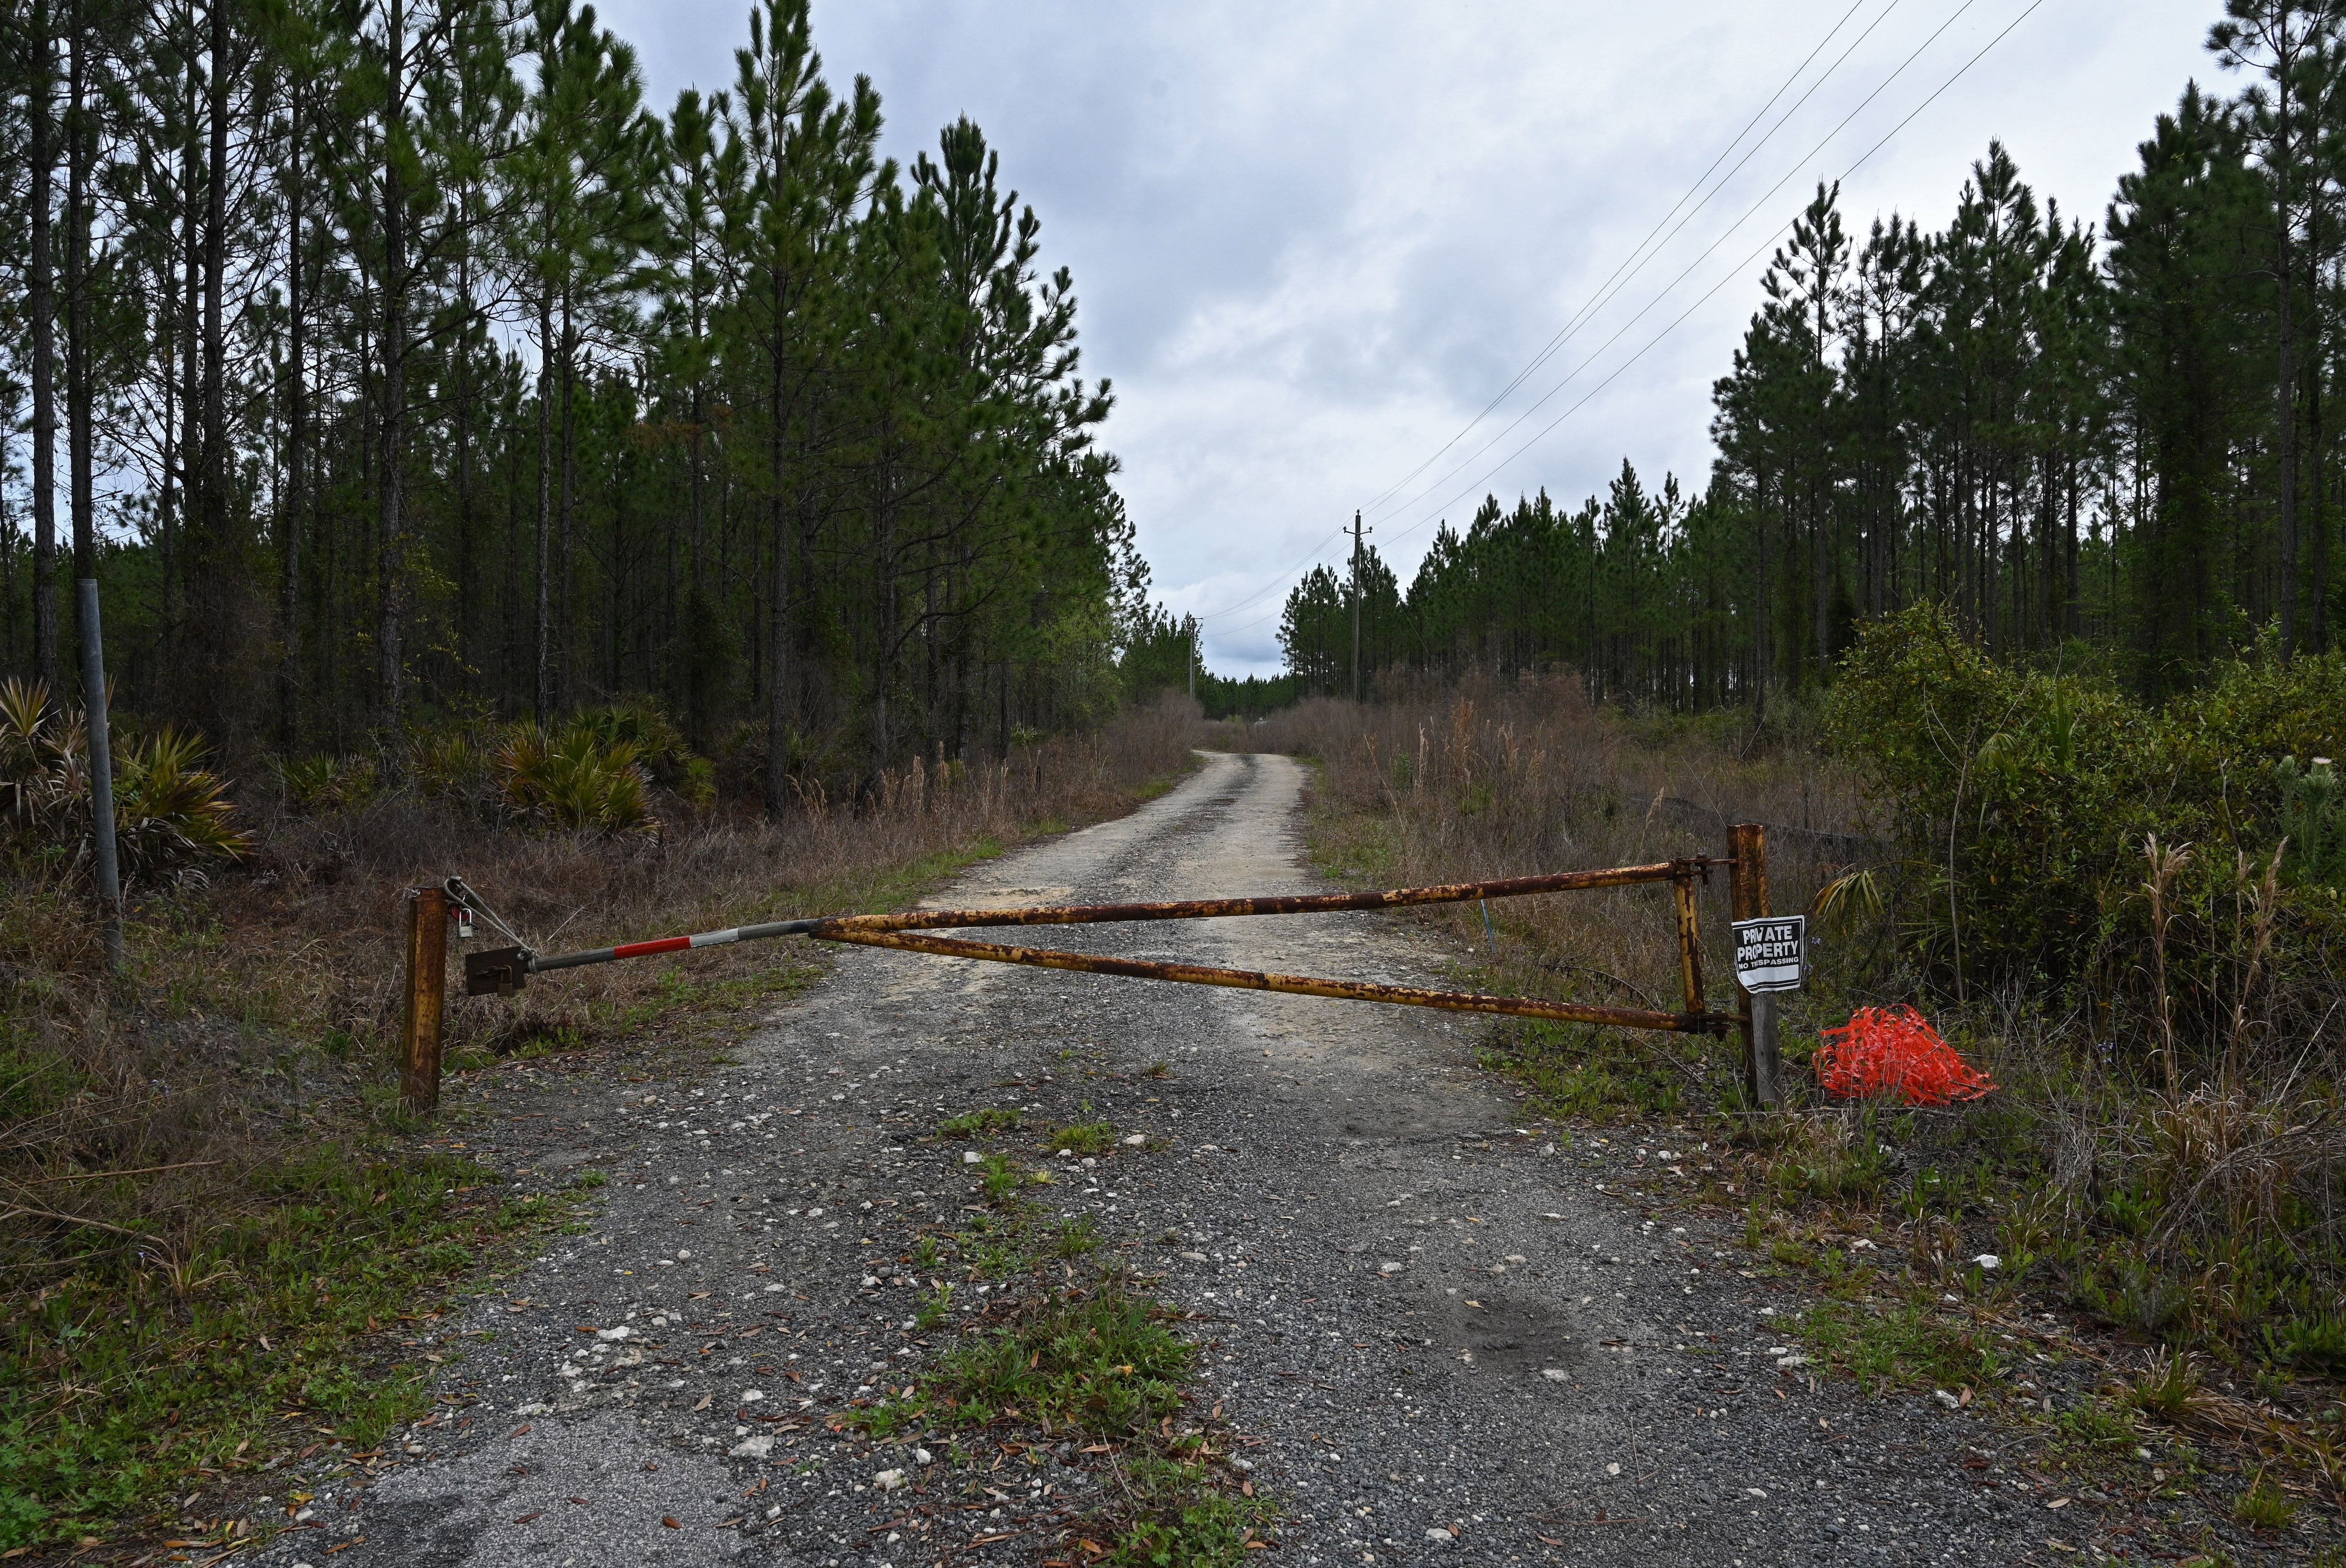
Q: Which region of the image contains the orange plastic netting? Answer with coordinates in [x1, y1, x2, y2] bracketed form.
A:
[1813, 1005, 1995, 1105]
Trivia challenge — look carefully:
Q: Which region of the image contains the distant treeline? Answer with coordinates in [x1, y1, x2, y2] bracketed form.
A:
[1273, 7, 2346, 707]
[0, 0, 1141, 803]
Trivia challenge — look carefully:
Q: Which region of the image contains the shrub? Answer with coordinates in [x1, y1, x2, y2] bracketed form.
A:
[494, 725, 659, 837]
[2275, 756, 2344, 891]
[0, 678, 252, 886]
[1826, 605, 2346, 1061]
[565, 701, 715, 806]
[111, 730, 256, 882]
[275, 752, 379, 813]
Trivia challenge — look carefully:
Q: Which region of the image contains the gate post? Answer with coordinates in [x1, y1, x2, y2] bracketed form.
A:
[1728, 823, 1781, 1109]
[403, 885, 449, 1113]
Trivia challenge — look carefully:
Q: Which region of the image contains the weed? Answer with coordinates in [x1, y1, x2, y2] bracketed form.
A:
[2270, 1313, 2346, 1372]
[2079, 1250, 2188, 1339]
[2052, 1400, 2138, 1451]
[978, 1154, 1031, 1201]
[1143, 1060, 1174, 1079]
[1476, 1020, 1684, 1122]
[2128, 1351, 2202, 1419]
[913, 1284, 955, 1333]
[1097, 1454, 1279, 1566]
[1789, 1297, 2003, 1393]
[921, 1283, 1189, 1433]
[2233, 1471, 2297, 1531]
[941, 1107, 1021, 1138]
[1044, 1120, 1119, 1157]
[851, 1192, 1269, 1561]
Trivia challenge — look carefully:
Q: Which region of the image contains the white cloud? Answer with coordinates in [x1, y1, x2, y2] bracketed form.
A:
[602, 0, 2220, 673]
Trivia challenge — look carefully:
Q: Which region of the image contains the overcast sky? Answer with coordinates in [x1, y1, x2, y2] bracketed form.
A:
[601, 0, 2218, 676]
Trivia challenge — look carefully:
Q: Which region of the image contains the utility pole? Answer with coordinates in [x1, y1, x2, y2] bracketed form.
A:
[1186, 615, 1196, 701]
[1349, 510, 1364, 703]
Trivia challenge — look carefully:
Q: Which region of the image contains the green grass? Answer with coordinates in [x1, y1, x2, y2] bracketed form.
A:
[1041, 1119, 1119, 1157]
[978, 1152, 1041, 1200]
[1786, 1295, 2005, 1393]
[2234, 1472, 2297, 1531]
[0, 1151, 579, 1549]
[1474, 1019, 1688, 1122]
[940, 1106, 1022, 1137]
[1097, 1454, 1280, 1566]
[907, 1283, 1193, 1433]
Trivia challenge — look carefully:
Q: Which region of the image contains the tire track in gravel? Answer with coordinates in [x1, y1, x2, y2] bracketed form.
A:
[258, 751, 2123, 1568]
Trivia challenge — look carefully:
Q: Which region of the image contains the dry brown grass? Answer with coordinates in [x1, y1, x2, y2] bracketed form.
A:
[1211, 673, 1875, 1025]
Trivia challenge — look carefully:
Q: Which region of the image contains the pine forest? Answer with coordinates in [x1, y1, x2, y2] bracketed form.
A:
[0, 0, 1137, 806]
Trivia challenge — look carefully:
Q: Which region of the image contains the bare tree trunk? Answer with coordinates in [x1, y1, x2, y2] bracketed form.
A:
[762, 274, 792, 818]
[178, 19, 200, 647]
[2276, 11, 2301, 653]
[452, 239, 473, 686]
[28, 0, 57, 690]
[2064, 445, 2081, 639]
[198, 0, 229, 630]
[534, 292, 553, 722]
[377, 0, 409, 735]
[556, 292, 576, 711]
[66, 0, 93, 598]
[282, 76, 306, 745]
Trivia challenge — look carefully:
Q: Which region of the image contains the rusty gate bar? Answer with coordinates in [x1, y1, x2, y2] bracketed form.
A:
[811, 860, 1719, 936]
[470, 860, 1729, 985]
[810, 925, 1735, 1034]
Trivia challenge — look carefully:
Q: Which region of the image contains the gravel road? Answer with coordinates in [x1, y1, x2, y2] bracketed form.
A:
[253, 751, 2264, 1567]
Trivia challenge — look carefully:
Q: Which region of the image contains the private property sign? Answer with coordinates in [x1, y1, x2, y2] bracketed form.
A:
[1732, 915, 1806, 994]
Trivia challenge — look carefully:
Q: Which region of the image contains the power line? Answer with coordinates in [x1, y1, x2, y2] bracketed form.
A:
[1188, 521, 1352, 622]
[1356, 0, 1901, 523]
[1191, 0, 2042, 658]
[1193, 0, 1896, 633]
[1372, 0, 2051, 557]
[1367, 0, 1985, 539]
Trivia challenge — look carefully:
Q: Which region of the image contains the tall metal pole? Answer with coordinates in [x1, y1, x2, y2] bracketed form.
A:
[1186, 615, 1196, 701]
[76, 578, 123, 974]
[1349, 510, 1363, 703]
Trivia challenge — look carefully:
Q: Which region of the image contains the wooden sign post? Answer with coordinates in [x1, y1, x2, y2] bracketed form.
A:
[403, 885, 449, 1113]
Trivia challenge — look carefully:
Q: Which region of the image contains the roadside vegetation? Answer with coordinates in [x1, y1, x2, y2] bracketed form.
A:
[1226, 635, 2346, 1524]
[0, 693, 1205, 1553]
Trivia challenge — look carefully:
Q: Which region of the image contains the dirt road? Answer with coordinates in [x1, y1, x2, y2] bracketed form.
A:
[260, 752, 2097, 1566]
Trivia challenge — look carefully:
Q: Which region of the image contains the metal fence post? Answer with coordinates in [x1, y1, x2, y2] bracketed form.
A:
[403, 885, 448, 1113]
[76, 579, 124, 975]
[1729, 822, 1780, 1109]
